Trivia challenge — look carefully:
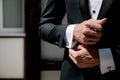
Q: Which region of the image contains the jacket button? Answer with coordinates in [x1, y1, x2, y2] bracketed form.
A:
[66, 42, 69, 46]
[107, 66, 111, 72]
[55, 42, 58, 45]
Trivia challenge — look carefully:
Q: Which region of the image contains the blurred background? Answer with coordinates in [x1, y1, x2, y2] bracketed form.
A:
[0, 0, 67, 80]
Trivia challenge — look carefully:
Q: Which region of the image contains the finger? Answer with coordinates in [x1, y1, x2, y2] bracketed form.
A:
[69, 53, 78, 64]
[96, 18, 107, 25]
[81, 37, 100, 45]
[82, 41, 97, 45]
[84, 28, 102, 37]
[83, 32, 102, 43]
[69, 53, 87, 68]
[77, 45, 84, 50]
[87, 18, 107, 32]
[69, 48, 78, 58]
[85, 33, 102, 41]
[89, 24, 102, 32]
[73, 43, 81, 51]
[69, 51, 85, 65]
[78, 38, 95, 45]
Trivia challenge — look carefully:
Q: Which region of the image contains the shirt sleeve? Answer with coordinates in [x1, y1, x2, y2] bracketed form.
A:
[99, 48, 115, 74]
[65, 24, 77, 48]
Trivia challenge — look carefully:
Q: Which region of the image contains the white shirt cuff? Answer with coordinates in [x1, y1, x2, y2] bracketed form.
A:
[65, 24, 77, 48]
[99, 48, 115, 74]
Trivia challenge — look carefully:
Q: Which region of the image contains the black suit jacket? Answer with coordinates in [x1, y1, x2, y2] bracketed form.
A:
[39, 0, 120, 80]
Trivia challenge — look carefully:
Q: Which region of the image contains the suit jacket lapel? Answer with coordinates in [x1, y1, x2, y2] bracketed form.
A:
[78, 0, 113, 19]
[78, 0, 91, 20]
[98, 0, 113, 19]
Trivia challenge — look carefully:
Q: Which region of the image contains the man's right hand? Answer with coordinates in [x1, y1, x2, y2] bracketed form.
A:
[69, 44, 100, 68]
[73, 18, 107, 45]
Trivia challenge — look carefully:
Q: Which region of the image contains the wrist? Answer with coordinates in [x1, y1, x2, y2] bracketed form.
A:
[73, 24, 80, 41]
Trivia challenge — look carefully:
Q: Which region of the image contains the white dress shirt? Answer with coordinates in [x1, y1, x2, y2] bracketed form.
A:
[66, 0, 115, 74]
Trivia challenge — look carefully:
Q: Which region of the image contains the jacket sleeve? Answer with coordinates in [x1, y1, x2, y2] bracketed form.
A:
[38, 0, 68, 48]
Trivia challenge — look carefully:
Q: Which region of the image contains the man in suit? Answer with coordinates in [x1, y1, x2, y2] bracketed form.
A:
[39, 0, 120, 80]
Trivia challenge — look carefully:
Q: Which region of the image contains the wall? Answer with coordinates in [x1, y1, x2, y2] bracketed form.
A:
[0, 37, 24, 79]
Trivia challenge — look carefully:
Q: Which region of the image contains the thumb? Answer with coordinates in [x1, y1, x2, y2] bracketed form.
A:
[96, 18, 107, 25]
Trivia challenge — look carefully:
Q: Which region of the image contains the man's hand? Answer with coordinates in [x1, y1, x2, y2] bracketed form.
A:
[69, 44, 100, 68]
[73, 18, 107, 45]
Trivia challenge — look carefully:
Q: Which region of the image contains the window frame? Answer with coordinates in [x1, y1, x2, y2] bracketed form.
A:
[0, 0, 25, 33]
